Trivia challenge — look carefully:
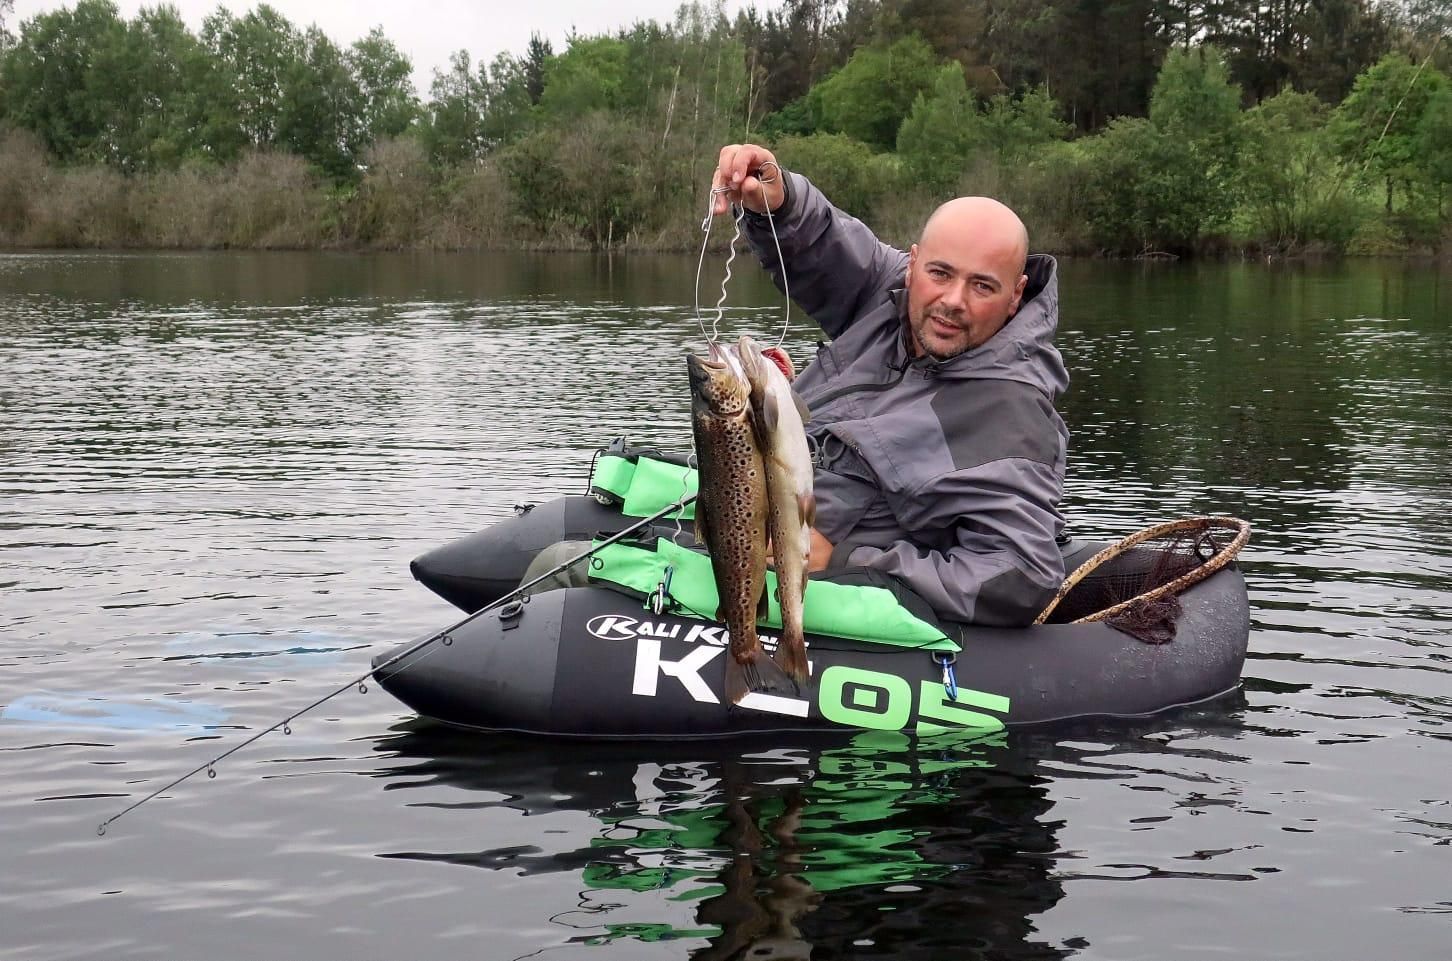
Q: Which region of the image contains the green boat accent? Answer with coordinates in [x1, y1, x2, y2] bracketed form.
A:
[588, 536, 958, 652]
[590, 452, 697, 520]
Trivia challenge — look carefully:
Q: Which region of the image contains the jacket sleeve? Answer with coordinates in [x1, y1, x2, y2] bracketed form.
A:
[836, 456, 1066, 627]
[740, 171, 908, 339]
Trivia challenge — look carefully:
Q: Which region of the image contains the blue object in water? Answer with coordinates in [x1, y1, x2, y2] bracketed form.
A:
[0, 692, 230, 732]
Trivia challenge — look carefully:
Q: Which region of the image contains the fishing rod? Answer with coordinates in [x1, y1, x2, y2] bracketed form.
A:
[97, 491, 699, 836]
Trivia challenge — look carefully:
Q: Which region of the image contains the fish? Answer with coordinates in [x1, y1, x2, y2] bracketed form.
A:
[687, 343, 796, 704]
[736, 336, 815, 686]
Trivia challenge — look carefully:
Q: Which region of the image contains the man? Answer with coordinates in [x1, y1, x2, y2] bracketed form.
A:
[711, 143, 1069, 627]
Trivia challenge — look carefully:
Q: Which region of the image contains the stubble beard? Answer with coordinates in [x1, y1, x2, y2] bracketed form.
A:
[910, 307, 972, 362]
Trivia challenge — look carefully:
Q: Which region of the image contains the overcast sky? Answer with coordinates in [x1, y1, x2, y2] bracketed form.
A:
[9, 0, 761, 94]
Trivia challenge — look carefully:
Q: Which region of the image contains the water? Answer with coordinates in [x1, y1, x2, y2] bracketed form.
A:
[2, 250, 1449, 960]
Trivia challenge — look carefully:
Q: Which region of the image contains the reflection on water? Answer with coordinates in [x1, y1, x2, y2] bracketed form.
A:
[370, 696, 1258, 960]
[1, 251, 1450, 960]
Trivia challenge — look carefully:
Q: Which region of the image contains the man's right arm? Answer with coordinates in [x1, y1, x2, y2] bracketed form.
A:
[740, 171, 907, 339]
[710, 143, 905, 339]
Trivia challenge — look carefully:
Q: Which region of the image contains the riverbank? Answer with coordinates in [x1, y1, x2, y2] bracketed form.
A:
[2, 132, 1447, 259]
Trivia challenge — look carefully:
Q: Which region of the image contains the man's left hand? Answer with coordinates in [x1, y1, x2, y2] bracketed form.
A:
[807, 528, 833, 573]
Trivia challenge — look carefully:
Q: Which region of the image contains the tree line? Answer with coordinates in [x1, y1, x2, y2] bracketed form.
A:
[0, 0, 1448, 255]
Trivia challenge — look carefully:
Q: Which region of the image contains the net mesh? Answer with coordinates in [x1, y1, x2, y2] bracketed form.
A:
[1037, 517, 1251, 643]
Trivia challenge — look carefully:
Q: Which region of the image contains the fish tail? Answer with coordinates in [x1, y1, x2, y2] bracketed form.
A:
[726, 648, 800, 704]
[772, 627, 810, 687]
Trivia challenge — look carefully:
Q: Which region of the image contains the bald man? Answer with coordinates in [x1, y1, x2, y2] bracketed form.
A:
[709, 144, 1069, 627]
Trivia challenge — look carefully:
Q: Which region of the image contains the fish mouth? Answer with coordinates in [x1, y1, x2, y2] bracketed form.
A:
[687, 345, 729, 388]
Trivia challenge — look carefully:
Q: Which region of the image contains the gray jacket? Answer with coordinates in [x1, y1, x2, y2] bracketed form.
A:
[741, 171, 1069, 626]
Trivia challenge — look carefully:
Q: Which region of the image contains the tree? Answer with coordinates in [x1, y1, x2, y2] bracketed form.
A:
[1238, 90, 1361, 250]
[201, 4, 305, 150]
[1332, 52, 1449, 210]
[349, 27, 417, 145]
[277, 27, 364, 180]
[425, 49, 486, 166]
[537, 35, 630, 120]
[896, 62, 982, 191]
[522, 32, 552, 104]
[1414, 84, 1452, 219]
[480, 52, 533, 150]
[811, 34, 939, 149]
[1149, 46, 1243, 217]
[978, 85, 1070, 165]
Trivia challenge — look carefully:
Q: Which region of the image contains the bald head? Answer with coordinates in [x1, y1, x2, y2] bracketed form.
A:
[903, 196, 1032, 360]
[921, 197, 1029, 277]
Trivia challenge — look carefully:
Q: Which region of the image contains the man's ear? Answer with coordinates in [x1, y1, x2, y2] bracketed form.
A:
[1009, 273, 1028, 315]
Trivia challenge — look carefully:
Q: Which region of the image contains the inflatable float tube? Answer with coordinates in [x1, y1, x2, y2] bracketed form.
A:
[374, 493, 1251, 737]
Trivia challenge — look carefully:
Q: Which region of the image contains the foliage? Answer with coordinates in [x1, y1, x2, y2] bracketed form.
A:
[774, 131, 897, 221]
[1078, 117, 1208, 253]
[0, 0, 1446, 254]
[1331, 52, 1450, 210]
[810, 34, 938, 149]
[1238, 90, 1364, 251]
[896, 63, 981, 193]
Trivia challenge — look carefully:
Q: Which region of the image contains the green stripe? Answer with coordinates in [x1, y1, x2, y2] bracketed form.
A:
[588, 537, 958, 652]
[590, 453, 697, 520]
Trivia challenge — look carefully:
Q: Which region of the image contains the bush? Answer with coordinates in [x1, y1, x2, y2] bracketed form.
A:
[24, 165, 133, 247]
[352, 137, 433, 247]
[0, 126, 47, 242]
[774, 132, 899, 224]
[212, 151, 325, 248]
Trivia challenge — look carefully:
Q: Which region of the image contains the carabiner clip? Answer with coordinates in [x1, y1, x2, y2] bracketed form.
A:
[935, 652, 958, 702]
[648, 564, 675, 616]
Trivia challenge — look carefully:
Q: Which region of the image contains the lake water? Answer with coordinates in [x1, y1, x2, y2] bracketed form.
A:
[2, 250, 1449, 960]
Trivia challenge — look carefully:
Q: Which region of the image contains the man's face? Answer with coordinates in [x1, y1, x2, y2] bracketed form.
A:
[905, 233, 1027, 361]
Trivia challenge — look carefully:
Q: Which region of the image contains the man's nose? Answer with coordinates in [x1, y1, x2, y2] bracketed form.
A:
[940, 280, 967, 310]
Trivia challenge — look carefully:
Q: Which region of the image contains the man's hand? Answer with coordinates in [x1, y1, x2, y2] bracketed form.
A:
[712, 144, 785, 217]
[807, 528, 833, 573]
[767, 528, 835, 573]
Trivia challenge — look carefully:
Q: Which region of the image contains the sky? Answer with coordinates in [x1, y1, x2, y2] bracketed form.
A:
[8, 0, 759, 95]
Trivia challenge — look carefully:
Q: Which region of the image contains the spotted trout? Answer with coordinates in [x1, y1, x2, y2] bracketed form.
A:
[687, 343, 797, 705]
[737, 336, 815, 686]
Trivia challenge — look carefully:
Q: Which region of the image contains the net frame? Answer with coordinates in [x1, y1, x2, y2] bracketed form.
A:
[1034, 516, 1252, 626]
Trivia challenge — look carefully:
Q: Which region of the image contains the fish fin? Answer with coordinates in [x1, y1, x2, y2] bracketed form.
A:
[761, 390, 780, 434]
[727, 649, 800, 704]
[757, 581, 771, 620]
[694, 508, 712, 548]
[798, 493, 816, 531]
[791, 387, 810, 422]
[772, 629, 811, 687]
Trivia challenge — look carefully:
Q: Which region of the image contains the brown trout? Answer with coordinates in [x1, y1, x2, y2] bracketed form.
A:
[737, 336, 815, 685]
[687, 343, 796, 705]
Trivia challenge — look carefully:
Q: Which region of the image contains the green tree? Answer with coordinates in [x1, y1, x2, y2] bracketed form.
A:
[480, 52, 533, 150]
[349, 27, 417, 145]
[774, 131, 897, 220]
[201, 4, 305, 150]
[1238, 89, 1362, 250]
[1079, 117, 1207, 253]
[1415, 85, 1452, 219]
[1147, 46, 1243, 227]
[537, 35, 630, 120]
[424, 49, 485, 166]
[0, 0, 125, 162]
[896, 62, 982, 192]
[811, 34, 938, 149]
[978, 84, 1070, 165]
[1332, 52, 1449, 211]
[99, 5, 213, 170]
[277, 27, 363, 180]
[523, 33, 552, 104]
